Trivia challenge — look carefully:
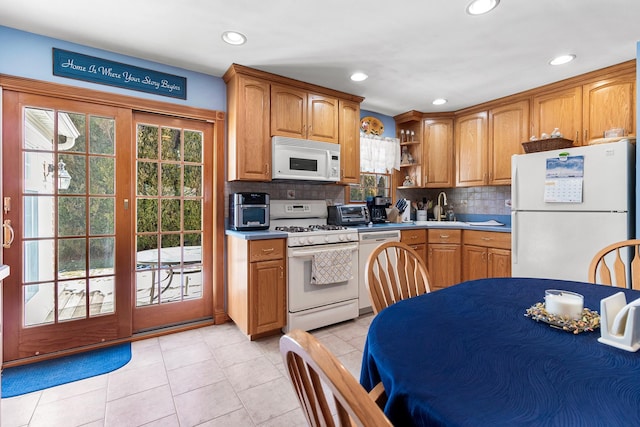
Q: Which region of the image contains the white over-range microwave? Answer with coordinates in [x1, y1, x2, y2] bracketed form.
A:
[272, 136, 340, 182]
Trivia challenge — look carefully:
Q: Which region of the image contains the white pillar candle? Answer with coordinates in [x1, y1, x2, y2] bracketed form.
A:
[545, 290, 584, 320]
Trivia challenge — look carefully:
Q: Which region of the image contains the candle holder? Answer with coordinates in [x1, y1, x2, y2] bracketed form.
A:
[598, 292, 640, 352]
[545, 290, 584, 320]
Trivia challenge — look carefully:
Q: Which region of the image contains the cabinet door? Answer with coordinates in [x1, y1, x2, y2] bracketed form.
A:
[488, 100, 529, 185]
[404, 243, 427, 266]
[455, 112, 488, 187]
[250, 259, 285, 334]
[583, 75, 636, 143]
[423, 118, 454, 188]
[308, 93, 339, 143]
[428, 244, 461, 291]
[339, 99, 360, 183]
[532, 86, 582, 145]
[488, 248, 511, 278]
[271, 84, 307, 139]
[462, 245, 487, 281]
[228, 75, 271, 181]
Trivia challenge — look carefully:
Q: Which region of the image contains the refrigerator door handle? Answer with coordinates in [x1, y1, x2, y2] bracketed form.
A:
[512, 161, 518, 209]
[512, 211, 518, 265]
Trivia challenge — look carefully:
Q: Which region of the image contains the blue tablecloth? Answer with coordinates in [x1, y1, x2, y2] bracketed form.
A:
[360, 278, 640, 426]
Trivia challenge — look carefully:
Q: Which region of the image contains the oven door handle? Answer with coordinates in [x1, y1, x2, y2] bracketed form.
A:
[289, 243, 359, 258]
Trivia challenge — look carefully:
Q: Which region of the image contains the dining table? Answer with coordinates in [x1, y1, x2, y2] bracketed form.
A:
[360, 277, 640, 426]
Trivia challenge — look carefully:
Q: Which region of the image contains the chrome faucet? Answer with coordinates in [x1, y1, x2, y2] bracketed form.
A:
[436, 191, 448, 221]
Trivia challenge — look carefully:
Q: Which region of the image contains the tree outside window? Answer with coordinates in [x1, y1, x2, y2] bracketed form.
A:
[349, 172, 391, 202]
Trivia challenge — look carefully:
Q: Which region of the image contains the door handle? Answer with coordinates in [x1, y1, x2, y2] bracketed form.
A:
[3, 219, 15, 248]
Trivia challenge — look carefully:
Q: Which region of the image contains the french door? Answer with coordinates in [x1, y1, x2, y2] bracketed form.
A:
[2, 92, 132, 362]
[132, 112, 213, 331]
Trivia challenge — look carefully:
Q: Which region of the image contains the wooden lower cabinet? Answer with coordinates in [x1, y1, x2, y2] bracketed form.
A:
[427, 229, 461, 291]
[462, 230, 511, 281]
[227, 237, 286, 339]
[401, 229, 427, 265]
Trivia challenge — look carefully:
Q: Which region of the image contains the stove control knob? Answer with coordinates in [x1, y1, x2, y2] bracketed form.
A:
[324, 235, 330, 243]
[307, 236, 315, 245]
[338, 234, 346, 241]
[290, 237, 299, 246]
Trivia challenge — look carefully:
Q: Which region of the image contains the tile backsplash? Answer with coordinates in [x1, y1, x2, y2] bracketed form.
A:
[225, 181, 346, 213]
[398, 186, 511, 216]
[225, 181, 511, 217]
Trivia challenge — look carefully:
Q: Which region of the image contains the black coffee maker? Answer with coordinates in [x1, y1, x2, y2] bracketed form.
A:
[368, 196, 392, 223]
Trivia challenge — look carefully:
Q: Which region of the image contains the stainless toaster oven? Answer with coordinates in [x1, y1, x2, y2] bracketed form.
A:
[229, 192, 270, 231]
[327, 205, 370, 226]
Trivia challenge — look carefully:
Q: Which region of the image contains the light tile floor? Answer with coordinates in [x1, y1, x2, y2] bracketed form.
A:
[2, 313, 374, 427]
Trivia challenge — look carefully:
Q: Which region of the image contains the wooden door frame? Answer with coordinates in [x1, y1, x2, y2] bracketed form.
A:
[0, 75, 227, 359]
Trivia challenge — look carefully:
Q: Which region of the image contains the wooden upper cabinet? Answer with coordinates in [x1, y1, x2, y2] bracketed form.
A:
[226, 74, 271, 181]
[455, 111, 488, 187]
[423, 118, 454, 188]
[271, 84, 307, 138]
[308, 93, 339, 143]
[339, 99, 360, 184]
[583, 75, 636, 142]
[488, 100, 529, 185]
[532, 86, 583, 145]
[271, 85, 339, 143]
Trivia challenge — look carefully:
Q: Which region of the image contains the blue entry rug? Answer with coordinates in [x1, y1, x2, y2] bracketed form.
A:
[1, 343, 131, 398]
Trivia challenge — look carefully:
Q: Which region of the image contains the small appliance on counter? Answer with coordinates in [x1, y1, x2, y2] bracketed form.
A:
[229, 192, 270, 230]
[368, 196, 392, 223]
[327, 205, 370, 226]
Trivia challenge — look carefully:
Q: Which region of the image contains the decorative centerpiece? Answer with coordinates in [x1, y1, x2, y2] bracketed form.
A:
[525, 290, 600, 334]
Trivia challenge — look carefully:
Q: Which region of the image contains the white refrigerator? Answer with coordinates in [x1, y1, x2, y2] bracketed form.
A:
[511, 139, 635, 282]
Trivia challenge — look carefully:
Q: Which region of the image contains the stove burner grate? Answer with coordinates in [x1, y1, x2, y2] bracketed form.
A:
[275, 224, 348, 233]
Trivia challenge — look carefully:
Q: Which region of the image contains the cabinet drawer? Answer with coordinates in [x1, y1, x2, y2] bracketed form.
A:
[401, 229, 427, 244]
[249, 239, 285, 262]
[463, 230, 510, 249]
[428, 229, 461, 244]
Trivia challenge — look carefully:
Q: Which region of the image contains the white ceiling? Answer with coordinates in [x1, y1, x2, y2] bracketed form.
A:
[1, 0, 638, 116]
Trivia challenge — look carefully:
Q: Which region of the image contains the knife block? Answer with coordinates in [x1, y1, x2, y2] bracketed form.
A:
[598, 292, 640, 352]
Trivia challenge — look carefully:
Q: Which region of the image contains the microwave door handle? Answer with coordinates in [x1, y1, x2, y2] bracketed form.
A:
[326, 150, 332, 180]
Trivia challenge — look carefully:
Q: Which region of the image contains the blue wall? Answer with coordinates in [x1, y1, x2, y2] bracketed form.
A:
[0, 26, 397, 135]
[0, 26, 226, 111]
[360, 109, 396, 138]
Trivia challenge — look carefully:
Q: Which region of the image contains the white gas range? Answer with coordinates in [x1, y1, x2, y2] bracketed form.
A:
[270, 200, 360, 333]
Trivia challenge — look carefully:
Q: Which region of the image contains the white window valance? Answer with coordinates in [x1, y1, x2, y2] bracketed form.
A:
[359, 134, 401, 173]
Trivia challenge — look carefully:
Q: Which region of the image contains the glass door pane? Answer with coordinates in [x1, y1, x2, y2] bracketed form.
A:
[135, 123, 204, 307]
[22, 107, 117, 326]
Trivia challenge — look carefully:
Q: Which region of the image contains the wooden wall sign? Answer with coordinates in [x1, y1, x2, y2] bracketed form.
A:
[52, 48, 187, 99]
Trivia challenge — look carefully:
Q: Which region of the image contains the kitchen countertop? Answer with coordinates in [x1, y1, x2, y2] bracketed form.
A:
[226, 214, 511, 240]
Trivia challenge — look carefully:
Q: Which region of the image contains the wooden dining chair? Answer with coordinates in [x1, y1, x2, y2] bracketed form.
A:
[588, 239, 640, 290]
[365, 241, 432, 314]
[280, 329, 391, 427]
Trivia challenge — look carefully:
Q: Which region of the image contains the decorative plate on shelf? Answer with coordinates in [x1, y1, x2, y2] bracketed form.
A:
[360, 116, 384, 136]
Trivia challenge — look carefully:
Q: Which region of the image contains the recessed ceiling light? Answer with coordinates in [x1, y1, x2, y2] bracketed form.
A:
[432, 98, 448, 105]
[350, 72, 368, 82]
[549, 54, 576, 65]
[222, 31, 247, 46]
[466, 0, 500, 15]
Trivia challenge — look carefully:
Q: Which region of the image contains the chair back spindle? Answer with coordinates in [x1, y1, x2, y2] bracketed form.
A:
[588, 239, 640, 290]
[365, 242, 432, 313]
